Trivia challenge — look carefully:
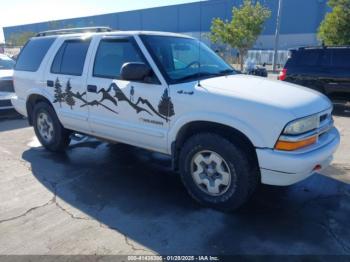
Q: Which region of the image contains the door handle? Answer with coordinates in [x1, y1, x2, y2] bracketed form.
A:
[87, 85, 97, 93]
[47, 80, 54, 87]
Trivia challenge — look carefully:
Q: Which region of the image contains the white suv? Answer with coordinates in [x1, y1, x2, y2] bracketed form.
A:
[12, 28, 340, 211]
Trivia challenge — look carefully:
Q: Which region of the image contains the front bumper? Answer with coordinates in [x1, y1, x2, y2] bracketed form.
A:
[257, 127, 340, 186]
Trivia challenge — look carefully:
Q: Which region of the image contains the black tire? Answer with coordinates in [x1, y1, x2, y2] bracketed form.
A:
[179, 133, 258, 211]
[32, 102, 71, 152]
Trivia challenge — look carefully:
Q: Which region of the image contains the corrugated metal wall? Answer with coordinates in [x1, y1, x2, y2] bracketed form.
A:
[3, 0, 330, 49]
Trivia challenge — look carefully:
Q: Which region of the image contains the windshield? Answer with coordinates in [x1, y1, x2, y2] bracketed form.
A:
[0, 56, 15, 70]
[141, 35, 235, 84]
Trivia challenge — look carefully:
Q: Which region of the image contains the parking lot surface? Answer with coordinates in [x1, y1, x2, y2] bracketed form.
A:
[0, 111, 350, 255]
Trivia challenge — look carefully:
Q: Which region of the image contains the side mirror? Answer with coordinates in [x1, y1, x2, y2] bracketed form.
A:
[120, 62, 152, 82]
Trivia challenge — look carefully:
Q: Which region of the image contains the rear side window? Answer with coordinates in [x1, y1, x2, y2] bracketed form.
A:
[296, 50, 320, 66]
[332, 49, 350, 68]
[15, 37, 56, 72]
[51, 39, 91, 76]
[319, 49, 332, 67]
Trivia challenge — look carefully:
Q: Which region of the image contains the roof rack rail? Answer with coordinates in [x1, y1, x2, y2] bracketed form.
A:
[298, 45, 350, 50]
[298, 46, 325, 50]
[36, 26, 112, 37]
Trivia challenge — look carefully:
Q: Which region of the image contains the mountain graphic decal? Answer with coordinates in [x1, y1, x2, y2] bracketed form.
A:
[51, 79, 175, 122]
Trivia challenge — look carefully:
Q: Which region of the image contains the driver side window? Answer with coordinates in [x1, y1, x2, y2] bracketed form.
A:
[93, 39, 145, 79]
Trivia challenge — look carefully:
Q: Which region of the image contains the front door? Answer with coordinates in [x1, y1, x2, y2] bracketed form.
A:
[86, 36, 170, 153]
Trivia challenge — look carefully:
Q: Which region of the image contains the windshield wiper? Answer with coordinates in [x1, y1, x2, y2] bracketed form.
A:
[218, 69, 235, 76]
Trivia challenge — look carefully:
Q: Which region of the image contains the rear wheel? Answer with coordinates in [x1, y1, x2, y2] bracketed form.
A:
[179, 133, 258, 211]
[32, 102, 70, 152]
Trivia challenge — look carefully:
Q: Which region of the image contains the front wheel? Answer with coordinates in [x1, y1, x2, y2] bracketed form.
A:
[179, 133, 258, 211]
[32, 102, 71, 152]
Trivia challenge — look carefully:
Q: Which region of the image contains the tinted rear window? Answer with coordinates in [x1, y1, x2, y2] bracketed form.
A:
[332, 49, 350, 68]
[51, 39, 90, 76]
[296, 50, 321, 66]
[15, 37, 56, 72]
[319, 49, 332, 67]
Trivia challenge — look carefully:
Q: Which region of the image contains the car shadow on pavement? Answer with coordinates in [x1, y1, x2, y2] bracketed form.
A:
[21, 139, 350, 255]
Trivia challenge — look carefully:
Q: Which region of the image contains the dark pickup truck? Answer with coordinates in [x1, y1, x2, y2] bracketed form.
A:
[279, 46, 350, 101]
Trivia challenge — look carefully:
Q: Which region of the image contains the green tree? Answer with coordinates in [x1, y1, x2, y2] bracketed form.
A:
[210, 0, 271, 70]
[318, 0, 350, 46]
[8, 32, 36, 47]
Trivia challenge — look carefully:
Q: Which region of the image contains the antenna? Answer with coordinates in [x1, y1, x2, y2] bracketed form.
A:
[197, 0, 203, 87]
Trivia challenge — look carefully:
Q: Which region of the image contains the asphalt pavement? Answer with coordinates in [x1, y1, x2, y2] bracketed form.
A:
[0, 109, 349, 255]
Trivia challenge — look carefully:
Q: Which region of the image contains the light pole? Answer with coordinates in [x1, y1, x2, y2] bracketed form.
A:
[273, 0, 283, 72]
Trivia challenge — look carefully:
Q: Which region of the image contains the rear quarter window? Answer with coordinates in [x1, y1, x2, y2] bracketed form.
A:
[15, 37, 56, 72]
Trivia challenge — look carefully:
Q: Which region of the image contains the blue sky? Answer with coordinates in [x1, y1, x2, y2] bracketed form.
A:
[0, 0, 202, 43]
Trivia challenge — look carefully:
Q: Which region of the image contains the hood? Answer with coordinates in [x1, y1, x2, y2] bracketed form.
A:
[0, 70, 13, 80]
[200, 74, 331, 118]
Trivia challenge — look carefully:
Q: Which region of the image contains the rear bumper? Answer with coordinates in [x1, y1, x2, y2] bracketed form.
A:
[257, 127, 340, 186]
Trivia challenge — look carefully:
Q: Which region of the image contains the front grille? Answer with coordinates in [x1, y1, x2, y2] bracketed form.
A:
[0, 80, 14, 92]
[0, 99, 12, 107]
[318, 112, 333, 138]
[320, 113, 329, 123]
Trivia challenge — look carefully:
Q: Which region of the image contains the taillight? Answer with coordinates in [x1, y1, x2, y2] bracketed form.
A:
[278, 68, 287, 81]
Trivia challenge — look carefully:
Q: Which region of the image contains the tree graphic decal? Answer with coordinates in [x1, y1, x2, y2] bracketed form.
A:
[158, 88, 175, 118]
[53, 78, 65, 107]
[130, 86, 135, 102]
[65, 80, 75, 109]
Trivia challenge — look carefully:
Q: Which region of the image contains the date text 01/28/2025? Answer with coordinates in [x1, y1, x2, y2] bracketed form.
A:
[127, 255, 220, 261]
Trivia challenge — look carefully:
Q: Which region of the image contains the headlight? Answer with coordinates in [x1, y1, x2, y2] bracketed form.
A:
[275, 114, 320, 151]
[283, 115, 319, 135]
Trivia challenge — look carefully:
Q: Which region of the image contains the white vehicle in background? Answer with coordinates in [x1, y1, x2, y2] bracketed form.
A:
[0, 54, 15, 111]
[11, 27, 340, 211]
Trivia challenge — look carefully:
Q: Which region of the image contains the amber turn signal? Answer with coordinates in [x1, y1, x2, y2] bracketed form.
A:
[275, 136, 317, 151]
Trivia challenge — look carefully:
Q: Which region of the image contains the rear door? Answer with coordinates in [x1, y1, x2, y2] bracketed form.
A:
[287, 49, 324, 92]
[324, 48, 350, 100]
[44, 37, 92, 133]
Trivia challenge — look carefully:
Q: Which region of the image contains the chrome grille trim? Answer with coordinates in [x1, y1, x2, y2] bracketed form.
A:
[279, 110, 334, 142]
